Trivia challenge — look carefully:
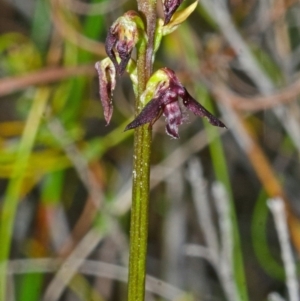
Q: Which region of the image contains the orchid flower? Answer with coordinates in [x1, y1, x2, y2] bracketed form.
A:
[125, 68, 226, 138]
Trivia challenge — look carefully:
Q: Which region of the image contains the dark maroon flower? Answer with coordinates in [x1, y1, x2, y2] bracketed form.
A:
[95, 58, 116, 125]
[162, 0, 184, 25]
[125, 68, 226, 138]
[105, 11, 145, 76]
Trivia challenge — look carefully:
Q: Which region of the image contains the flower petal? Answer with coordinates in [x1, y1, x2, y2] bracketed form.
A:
[182, 89, 226, 128]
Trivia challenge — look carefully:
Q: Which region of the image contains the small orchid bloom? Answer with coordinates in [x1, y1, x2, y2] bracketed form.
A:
[95, 57, 137, 125]
[95, 58, 116, 125]
[162, 0, 184, 25]
[105, 11, 146, 76]
[125, 68, 226, 138]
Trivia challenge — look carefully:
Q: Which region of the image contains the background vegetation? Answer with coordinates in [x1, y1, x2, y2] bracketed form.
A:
[0, 0, 300, 300]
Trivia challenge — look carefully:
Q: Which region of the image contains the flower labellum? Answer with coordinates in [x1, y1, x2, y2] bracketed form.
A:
[125, 68, 226, 138]
[162, 0, 184, 25]
[95, 58, 116, 125]
[105, 11, 145, 76]
[163, 101, 183, 138]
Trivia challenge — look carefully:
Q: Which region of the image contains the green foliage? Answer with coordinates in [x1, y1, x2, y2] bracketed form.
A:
[252, 191, 285, 280]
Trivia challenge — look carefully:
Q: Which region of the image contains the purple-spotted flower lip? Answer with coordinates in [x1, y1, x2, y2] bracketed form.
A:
[125, 67, 226, 138]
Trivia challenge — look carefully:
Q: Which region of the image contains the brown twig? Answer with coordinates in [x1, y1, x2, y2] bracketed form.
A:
[0, 65, 94, 97]
[213, 78, 300, 112]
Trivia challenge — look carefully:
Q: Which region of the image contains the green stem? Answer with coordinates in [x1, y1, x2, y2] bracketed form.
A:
[127, 1, 157, 301]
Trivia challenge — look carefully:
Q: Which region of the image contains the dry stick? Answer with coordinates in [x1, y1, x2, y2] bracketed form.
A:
[186, 158, 224, 300]
[0, 65, 94, 97]
[163, 170, 185, 286]
[184, 177, 241, 301]
[268, 198, 299, 301]
[42, 229, 105, 301]
[184, 244, 215, 263]
[214, 78, 300, 112]
[7, 259, 186, 300]
[212, 182, 240, 301]
[186, 158, 219, 266]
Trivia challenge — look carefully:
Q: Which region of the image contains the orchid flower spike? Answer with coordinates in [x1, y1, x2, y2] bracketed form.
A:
[105, 11, 146, 76]
[125, 67, 226, 138]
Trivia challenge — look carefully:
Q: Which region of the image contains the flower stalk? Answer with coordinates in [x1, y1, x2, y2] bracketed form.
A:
[127, 1, 157, 300]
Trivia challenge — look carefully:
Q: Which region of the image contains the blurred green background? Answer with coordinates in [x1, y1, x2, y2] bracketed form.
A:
[1, 0, 300, 300]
